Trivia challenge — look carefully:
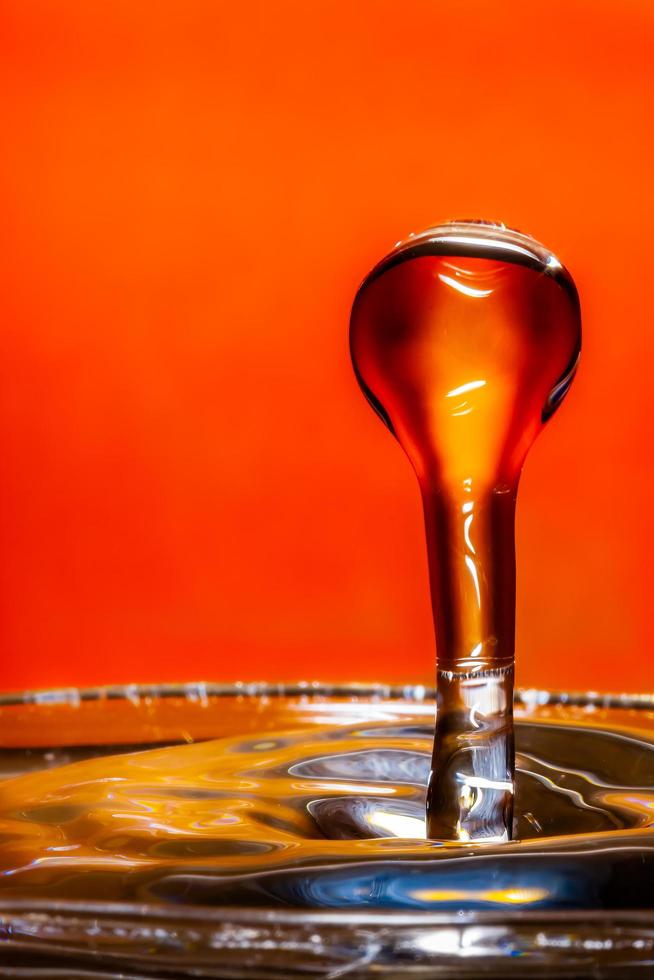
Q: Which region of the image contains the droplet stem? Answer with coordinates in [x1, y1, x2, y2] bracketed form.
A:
[427, 665, 514, 842]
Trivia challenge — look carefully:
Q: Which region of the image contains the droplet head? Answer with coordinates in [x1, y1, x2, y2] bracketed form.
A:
[350, 221, 581, 489]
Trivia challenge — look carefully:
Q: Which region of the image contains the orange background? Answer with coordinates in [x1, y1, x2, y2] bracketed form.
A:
[1, 0, 653, 693]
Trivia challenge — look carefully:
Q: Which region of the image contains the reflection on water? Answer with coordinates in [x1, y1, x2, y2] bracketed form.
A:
[0, 713, 653, 912]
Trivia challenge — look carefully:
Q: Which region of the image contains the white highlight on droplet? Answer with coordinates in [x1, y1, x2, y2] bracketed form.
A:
[438, 273, 493, 299]
[465, 556, 481, 607]
[446, 379, 487, 398]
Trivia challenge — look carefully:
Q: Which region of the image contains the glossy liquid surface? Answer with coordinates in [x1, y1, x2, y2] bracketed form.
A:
[0, 703, 653, 914]
[350, 222, 581, 840]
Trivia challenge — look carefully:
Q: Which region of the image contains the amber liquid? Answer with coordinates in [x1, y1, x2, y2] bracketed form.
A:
[1, 690, 653, 975]
[0, 694, 653, 919]
[350, 222, 581, 841]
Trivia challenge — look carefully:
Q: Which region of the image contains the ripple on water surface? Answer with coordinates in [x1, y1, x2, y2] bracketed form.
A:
[0, 718, 653, 911]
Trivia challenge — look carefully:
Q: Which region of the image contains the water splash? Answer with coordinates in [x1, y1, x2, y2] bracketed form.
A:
[349, 221, 582, 839]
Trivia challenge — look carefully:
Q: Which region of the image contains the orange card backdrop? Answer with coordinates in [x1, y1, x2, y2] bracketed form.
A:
[1, 0, 653, 692]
